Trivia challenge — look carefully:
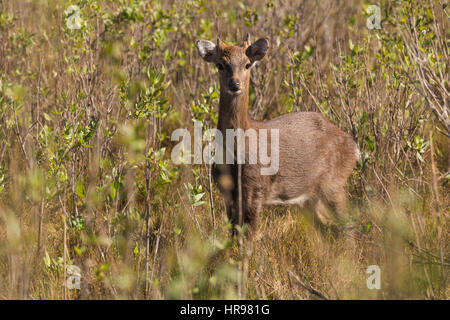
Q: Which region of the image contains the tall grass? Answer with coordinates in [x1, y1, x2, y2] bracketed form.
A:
[0, 0, 448, 299]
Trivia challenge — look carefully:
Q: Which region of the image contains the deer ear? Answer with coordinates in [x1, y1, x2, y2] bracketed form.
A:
[196, 40, 217, 63]
[246, 38, 269, 62]
[243, 33, 251, 48]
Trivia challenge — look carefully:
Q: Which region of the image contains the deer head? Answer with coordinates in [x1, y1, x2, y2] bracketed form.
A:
[196, 34, 269, 96]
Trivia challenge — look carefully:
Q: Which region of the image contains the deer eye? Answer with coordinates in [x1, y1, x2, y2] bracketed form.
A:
[216, 63, 224, 70]
[245, 63, 252, 69]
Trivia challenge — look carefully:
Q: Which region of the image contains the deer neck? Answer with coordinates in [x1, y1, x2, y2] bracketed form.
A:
[218, 85, 250, 132]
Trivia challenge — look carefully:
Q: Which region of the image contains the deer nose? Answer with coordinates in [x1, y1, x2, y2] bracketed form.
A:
[228, 80, 241, 92]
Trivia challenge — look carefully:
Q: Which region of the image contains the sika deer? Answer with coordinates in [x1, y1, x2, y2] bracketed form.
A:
[195, 35, 359, 236]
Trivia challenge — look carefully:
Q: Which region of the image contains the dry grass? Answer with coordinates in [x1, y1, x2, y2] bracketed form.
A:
[0, 0, 448, 299]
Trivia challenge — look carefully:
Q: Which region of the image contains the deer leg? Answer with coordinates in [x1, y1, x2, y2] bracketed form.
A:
[225, 201, 238, 237]
[230, 202, 261, 239]
[245, 202, 260, 230]
[314, 198, 341, 238]
[213, 164, 239, 236]
[241, 187, 263, 237]
[229, 192, 262, 238]
[314, 199, 332, 229]
[325, 190, 348, 225]
[319, 181, 348, 224]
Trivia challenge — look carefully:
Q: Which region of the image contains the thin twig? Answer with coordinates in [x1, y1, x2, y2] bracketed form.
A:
[12, 103, 30, 169]
[288, 269, 328, 300]
[237, 163, 244, 299]
[429, 130, 446, 288]
[207, 162, 215, 238]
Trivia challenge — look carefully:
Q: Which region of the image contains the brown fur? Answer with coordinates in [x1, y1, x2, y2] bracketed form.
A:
[196, 37, 359, 235]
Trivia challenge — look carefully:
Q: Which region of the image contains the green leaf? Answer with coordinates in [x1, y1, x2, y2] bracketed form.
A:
[43, 251, 51, 268]
[76, 181, 85, 199]
[110, 183, 117, 200]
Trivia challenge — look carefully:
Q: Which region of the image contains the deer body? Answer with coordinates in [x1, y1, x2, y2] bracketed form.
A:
[196, 36, 359, 234]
